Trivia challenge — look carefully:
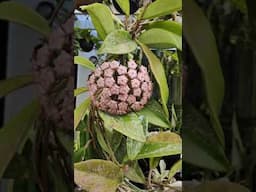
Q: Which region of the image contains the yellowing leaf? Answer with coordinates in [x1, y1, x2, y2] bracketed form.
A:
[74, 87, 88, 97]
[115, 0, 130, 15]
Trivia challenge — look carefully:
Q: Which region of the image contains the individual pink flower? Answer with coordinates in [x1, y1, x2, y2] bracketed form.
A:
[101, 88, 111, 98]
[118, 102, 128, 111]
[133, 88, 142, 97]
[131, 102, 142, 111]
[127, 95, 136, 104]
[117, 75, 128, 85]
[88, 74, 96, 85]
[128, 69, 137, 79]
[105, 77, 115, 87]
[140, 65, 148, 73]
[101, 62, 110, 70]
[94, 68, 102, 77]
[117, 65, 127, 75]
[89, 84, 97, 96]
[118, 94, 128, 101]
[137, 72, 146, 81]
[110, 60, 120, 69]
[104, 68, 114, 77]
[131, 79, 140, 88]
[110, 84, 120, 95]
[140, 97, 148, 105]
[96, 77, 105, 88]
[128, 60, 137, 69]
[120, 85, 130, 94]
[108, 100, 118, 110]
[141, 82, 149, 91]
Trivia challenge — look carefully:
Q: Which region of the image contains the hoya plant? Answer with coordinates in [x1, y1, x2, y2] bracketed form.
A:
[74, 0, 182, 191]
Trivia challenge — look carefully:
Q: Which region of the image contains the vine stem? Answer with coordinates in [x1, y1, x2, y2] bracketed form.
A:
[49, 0, 65, 26]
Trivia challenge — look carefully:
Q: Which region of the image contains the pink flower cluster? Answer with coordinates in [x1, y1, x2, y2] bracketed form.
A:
[88, 60, 153, 115]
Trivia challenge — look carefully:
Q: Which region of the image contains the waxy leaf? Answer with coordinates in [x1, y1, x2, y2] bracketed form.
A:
[145, 20, 182, 36]
[115, 0, 130, 15]
[168, 159, 182, 180]
[74, 97, 91, 129]
[138, 28, 182, 50]
[126, 137, 144, 160]
[0, 100, 39, 177]
[142, 0, 182, 20]
[138, 41, 169, 117]
[100, 112, 146, 142]
[0, 75, 33, 98]
[74, 87, 88, 97]
[81, 3, 115, 40]
[74, 56, 95, 70]
[185, 181, 250, 192]
[184, 0, 225, 146]
[124, 162, 145, 184]
[75, 159, 123, 192]
[0, 1, 50, 37]
[138, 100, 170, 128]
[182, 103, 230, 172]
[98, 30, 137, 54]
[135, 132, 181, 159]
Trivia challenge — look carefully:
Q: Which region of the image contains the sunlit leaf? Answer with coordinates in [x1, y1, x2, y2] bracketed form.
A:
[74, 56, 96, 70]
[138, 100, 170, 128]
[99, 112, 146, 142]
[98, 30, 137, 54]
[137, 41, 169, 117]
[138, 28, 182, 50]
[184, 0, 225, 146]
[74, 97, 91, 129]
[135, 132, 181, 159]
[75, 159, 123, 192]
[81, 3, 115, 40]
[0, 75, 33, 98]
[0, 100, 39, 177]
[115, 0, 130, 15]
[0, 1, 50, 37]
[142, 0, 182, 20]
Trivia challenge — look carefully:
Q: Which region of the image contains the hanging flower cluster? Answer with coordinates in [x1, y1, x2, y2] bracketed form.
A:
[88, 60, 153, 115]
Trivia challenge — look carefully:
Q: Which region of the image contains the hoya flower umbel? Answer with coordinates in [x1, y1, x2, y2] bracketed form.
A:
[88, 60, 153, 115]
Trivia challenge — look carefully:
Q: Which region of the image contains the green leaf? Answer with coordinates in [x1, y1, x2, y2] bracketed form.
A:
[184, 0, 225, 146]
[142, 0, 182, 20]
[135, 132, 181, 159]
[74, 97, 91, 129]
[138, 100, 170, 128]
[81, 3, 115, 40]
[138, 28, 182, 50]
[182, 103, 230, 172]
[137, 41, 169, 117]
[124, 161, 145, 184]
[184, 181, 250, 192]
[0, 75, 33, 98]
[168, 159, 182, 180]
[0, 1, 50, 37]
[74, 56, 96, 70]
[98, 30, 137, 54]
[0, 100, 39, 177]
[126, 137, 144, 160]
[74, 87, 88, 97]
[99, 112, 146, 142]
[145, 20, 182, 36]
[115, 0, 130, 15]
[75, 159, 123, 192]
